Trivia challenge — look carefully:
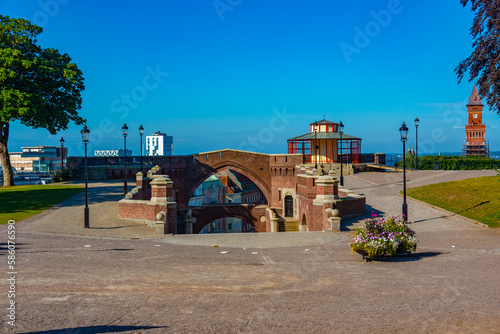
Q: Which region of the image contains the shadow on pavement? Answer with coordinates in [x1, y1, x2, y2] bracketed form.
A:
[90, 224, 144, 230]
[363, 251, 443, 263]
[0, 242, 24, 255]
[20, 325, 168, 334]
[92, 248, 135, 252]
[341, 205, 384, 231]
[55, 184, 126, 207]
[412, 214, 456, 224]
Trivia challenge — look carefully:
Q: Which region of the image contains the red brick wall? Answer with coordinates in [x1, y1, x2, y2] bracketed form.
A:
[342, 197, 366, 216]
[118, 201, 157, 221]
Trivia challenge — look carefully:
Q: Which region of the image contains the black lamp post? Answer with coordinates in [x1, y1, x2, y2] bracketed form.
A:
[60, 137, 65, 172]
[339, 121, 344, 187]
[139, 125, 144, 173]
[314, 121, 318, 169]
[81, 125, 90, 228]
[400, 122, 409, 221]
[414, 117, 419, 169]
[122, 123, 128, 195]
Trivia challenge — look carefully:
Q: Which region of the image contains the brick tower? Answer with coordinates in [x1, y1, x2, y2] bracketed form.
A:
[463, 85, 489, 156]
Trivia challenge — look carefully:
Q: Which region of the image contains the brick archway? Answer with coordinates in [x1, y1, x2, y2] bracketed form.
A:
[117, 149, 367, 234]
[184, 161, 271, 208]
[191, 204, 267, 234]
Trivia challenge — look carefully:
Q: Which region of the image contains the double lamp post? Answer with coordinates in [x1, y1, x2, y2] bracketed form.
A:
[81, 123, 145, 228]
[399, 118, 419, 222]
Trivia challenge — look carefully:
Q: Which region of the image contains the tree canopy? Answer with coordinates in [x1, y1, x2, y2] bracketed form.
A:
[0, 15, 85, 186]
[456, 0, 500, 116]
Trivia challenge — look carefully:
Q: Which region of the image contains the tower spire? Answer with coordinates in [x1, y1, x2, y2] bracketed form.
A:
[468, 85, 484, 106]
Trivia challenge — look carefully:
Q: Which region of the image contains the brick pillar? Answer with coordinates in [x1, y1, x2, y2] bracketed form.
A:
[315, 175, 339, 200]
[313, 176, 341, 231]
[150, 176, 177, 234]
[374, 153, 386, 165]
[136, 171, 143, 188]
[150, 176, 174, 203]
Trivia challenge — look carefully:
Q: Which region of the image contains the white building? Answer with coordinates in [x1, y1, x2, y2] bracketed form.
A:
[146, 131, 173, 156]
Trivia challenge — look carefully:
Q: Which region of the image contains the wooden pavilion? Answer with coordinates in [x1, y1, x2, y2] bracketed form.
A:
[287, 119, 361, 164]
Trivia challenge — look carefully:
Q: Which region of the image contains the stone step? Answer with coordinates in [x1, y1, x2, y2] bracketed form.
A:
[279, 221, 299, 232]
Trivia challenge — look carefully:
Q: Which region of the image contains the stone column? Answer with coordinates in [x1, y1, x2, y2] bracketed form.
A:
[155, 212, 166, 235]
[185, 209, 193, 234]
[327, 208, 342, 231]
[270, 212, 279, 233]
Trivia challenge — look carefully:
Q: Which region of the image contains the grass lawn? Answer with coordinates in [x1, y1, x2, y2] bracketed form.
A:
[0, 184, 83, 224]
[405, 174, 500, 228]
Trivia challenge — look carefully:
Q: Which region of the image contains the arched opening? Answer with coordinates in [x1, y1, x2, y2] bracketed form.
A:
[188, 169, 268, 207]
[187, 169, 268, 234]
[185, 162, 271, 207]
[199, 217, 256, 234]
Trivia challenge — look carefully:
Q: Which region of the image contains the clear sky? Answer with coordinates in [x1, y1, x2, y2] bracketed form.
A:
[1, 0, 498, 156]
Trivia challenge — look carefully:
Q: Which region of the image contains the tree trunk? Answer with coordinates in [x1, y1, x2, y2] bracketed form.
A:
[0, 122, 14, 187]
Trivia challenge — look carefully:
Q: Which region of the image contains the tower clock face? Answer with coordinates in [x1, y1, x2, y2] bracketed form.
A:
[473, 113, 478, 119]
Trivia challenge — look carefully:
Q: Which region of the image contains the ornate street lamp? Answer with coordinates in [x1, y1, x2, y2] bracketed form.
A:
[314, 121, 318, 169]
[60, 137, 65, 172]
[139, 125, 144, 173]
[81, 125, 90, 228]
[400, 122, 409, 221]
[414, 117, 419, 169]
[122, 123, 128, 195]
[339, 121, 344, 187]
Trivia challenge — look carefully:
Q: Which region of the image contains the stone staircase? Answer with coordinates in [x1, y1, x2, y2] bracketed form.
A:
[279, 218, 299, 232]
[176, 215, 186, 234]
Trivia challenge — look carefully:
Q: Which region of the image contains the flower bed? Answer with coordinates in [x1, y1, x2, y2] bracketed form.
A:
[350, 214, 418, 258]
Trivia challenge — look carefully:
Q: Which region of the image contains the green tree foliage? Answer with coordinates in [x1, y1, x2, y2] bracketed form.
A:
[0, 16, 84, 186]
[456, 0, 500, 116]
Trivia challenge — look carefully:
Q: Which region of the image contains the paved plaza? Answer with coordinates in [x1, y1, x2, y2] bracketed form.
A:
[1, 170, 499, 333]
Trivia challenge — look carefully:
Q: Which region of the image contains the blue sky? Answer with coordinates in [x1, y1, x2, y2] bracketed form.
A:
[1, 0, 498, 156]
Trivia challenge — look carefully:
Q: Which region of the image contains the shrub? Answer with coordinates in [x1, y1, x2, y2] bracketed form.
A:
[52, 168, 71, 182]
[396, 155, 500, 170]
